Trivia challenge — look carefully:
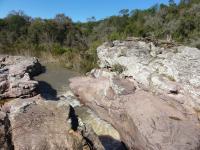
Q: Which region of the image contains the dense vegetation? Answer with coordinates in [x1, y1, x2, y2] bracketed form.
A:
[0, 0, 199, 72]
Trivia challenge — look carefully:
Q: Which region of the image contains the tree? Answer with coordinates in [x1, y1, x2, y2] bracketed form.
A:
[87, 16, 96, 22]
[181, 0, 190, 4]
[169, 0, 176, 7]
[28, 18, 44, 45]
[147, 4, 159, 15]
[0, 19, 6, 31]
[119, 9, 129, 16]
[54, 14, 72, 25]
[5, 11, 29, 32]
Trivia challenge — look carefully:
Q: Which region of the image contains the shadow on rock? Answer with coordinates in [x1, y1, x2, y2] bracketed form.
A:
[29, 63, 45, 78]
[68, 106, 79, 131]
[40, 65, 46, 74]
[32, 65, 46, 78]
[37, 81, 58, 100]
[99, 135, 127, 150]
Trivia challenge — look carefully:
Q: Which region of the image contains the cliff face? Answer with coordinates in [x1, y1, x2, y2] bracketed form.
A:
[70, 39, 200, 150]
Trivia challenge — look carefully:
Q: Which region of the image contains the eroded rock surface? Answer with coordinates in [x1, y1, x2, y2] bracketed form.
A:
[97, 40, 200, 111]
[70, 68, 200, 149]
[77, 39, 200, 149]
[60, 91, 125, 150]
[0, 55, 42, 99]
[0, 55, 110, 150]
[1, 95, 104, 150]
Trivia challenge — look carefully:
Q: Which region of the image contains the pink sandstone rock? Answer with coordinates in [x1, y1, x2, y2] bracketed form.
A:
[70, 72, 200, 150]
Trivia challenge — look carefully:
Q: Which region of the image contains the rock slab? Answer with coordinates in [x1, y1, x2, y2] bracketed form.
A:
[70, 69, 200, 150]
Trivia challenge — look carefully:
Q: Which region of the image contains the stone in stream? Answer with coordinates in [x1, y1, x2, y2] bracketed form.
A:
[0, 55, 42, 100]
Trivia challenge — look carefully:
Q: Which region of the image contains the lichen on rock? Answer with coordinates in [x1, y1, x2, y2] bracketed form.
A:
[69, 39, 200, 150]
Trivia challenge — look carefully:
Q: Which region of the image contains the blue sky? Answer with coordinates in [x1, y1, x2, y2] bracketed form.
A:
[0, 0, 180, 22]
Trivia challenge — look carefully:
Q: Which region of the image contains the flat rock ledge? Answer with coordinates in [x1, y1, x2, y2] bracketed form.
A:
[0, 55, 42, 99]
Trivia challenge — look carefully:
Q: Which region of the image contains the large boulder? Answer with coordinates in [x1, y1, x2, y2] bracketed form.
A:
[97, 40, 200, 111]
[0, 55, 42, 99]
[70, 70, 200, 150]
[1, 95, 104, 150]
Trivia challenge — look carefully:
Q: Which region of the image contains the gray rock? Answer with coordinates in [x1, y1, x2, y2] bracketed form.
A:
[97, 40, 200, 111]
[0, 55, 42, 99]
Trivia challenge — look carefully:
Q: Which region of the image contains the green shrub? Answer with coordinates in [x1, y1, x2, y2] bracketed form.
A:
[52, 43, 71, 55]
[108, 32, 126, 41]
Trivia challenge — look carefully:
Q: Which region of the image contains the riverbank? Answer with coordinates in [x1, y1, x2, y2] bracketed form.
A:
[0, 56, 125, 149]
[34, 62, 125, 149]
[2, 47, 98, 74]
[0, 55, 103, 149]
[2, 37, 200, 149]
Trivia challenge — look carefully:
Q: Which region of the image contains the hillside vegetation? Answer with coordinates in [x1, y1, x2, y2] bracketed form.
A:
[0, 0, 199, 72]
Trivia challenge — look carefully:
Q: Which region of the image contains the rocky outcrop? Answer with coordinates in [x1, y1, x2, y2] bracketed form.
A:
[0, 95, 104, 150]
[70, 40, 200, 150]
[0, 55, 42, 99]
[70, 69, 200, 150]
[0, 55, 106, 150]
[61, 91, 125, 150]
[97, 40, 200, 111]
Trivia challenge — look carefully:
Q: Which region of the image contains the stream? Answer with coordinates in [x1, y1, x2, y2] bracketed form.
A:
[34, 63, 124, 149]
